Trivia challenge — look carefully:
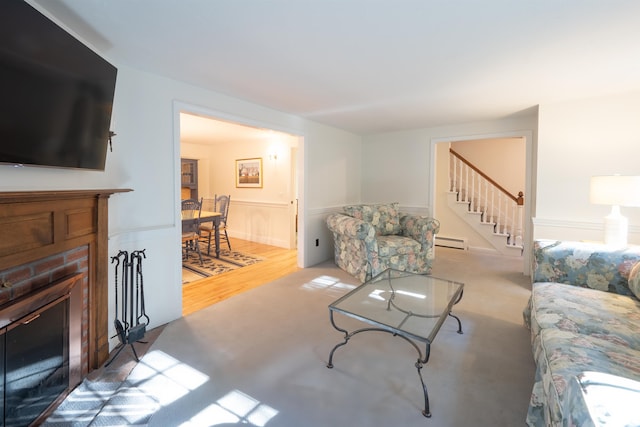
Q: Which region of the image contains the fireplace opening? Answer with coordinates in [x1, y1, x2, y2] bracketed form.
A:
[0, 273, 82, 426]
[3, 296, 68, 426]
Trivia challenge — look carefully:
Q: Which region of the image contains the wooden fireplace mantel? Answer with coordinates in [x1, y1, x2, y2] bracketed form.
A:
[0, 188, 131, 370]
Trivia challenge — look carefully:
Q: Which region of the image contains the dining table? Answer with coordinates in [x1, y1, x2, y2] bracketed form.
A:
[182, 210, 222, 258]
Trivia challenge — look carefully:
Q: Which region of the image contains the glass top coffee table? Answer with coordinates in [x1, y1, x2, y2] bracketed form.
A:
[326, 268, 464, 418]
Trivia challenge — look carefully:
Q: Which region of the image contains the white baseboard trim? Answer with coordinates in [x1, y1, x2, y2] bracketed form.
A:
[435, 236, 468, 250]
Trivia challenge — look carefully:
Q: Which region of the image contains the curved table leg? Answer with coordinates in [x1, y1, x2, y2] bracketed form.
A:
[448, 312, 464, 334]
[449, 288, 464, 334]
[416, 359, 431, 417]
[326, 310, 433, 417]
[326, 311, 349, 369]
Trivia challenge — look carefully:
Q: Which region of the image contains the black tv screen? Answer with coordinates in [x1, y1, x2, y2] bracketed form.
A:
[0, 0, 117, 171]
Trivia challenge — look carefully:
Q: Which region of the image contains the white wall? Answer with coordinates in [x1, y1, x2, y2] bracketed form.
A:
[361, 129, 433, 213]
[306, 127, 363, 255]
[112, 66, 361, 343]
[0, 59, 362, 349]
[534, 91, 640, 244]
[361, 116, 537, 216]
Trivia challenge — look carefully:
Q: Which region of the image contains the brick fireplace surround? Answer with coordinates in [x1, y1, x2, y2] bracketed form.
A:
[0, 189, 130, 421]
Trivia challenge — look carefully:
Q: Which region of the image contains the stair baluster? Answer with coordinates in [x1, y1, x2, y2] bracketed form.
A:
[450, 154, 457, 192]
[471, 170, 476, 212]
[448, 148, 524, 254]
[483, 176, 489, 223]
[464, 163, 470, 205]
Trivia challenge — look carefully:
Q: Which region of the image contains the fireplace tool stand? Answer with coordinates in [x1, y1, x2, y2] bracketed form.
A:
[105, 249, 150, 367]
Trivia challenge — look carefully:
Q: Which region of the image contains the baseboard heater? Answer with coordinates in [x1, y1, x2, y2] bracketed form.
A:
[435, 236, 467, 250]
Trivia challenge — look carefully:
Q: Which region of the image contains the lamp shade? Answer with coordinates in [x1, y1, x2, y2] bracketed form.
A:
[590, 175, 640, 207]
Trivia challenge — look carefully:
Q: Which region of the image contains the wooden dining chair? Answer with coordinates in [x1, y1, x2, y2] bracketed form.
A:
[181, 197, 203, 265]
[200, 194, 231, 255]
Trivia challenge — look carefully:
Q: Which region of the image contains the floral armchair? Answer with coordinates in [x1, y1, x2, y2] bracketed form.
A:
[326, 202, 440, 282]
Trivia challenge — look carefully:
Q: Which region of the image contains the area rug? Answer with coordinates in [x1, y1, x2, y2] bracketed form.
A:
[182, 247, 264, 284]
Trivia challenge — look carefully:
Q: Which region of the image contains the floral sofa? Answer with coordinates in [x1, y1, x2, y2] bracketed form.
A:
[326, 202, 440, 282]
[523, 239, 640, 426]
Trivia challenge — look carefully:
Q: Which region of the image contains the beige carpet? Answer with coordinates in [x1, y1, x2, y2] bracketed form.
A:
[49, 247, 536, 426]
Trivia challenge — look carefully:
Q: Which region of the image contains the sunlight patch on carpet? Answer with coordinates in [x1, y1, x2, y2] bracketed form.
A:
[127, 350, 209, 401]
[301, 275, 356, 297]
[182, 390, 278, 427]
[43, 381, 159, 426]
[46, 350, 278, 426]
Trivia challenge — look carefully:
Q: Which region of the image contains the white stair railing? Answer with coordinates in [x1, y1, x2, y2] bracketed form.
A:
[449, 149, 524, 248]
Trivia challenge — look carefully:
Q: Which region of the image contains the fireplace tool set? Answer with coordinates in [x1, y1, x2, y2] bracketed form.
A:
[105, 249, 150, 367]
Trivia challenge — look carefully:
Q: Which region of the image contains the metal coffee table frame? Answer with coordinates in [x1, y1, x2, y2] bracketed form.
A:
[326, 268, 464, 418]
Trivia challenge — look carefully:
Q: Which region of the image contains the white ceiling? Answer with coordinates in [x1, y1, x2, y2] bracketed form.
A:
[180, 112, 297, 146]
[34, 0, 640, 136]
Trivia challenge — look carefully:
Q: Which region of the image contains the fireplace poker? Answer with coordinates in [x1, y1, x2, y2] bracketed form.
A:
[105, 248, 149, 367]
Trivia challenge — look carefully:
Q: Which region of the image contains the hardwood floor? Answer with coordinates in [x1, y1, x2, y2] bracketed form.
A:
[182, 238, 300, 316]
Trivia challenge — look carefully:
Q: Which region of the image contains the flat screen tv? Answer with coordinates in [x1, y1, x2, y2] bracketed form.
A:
[0, 0, 117, 171]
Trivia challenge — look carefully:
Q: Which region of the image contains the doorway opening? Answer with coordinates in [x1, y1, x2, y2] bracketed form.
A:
[431, 131, 534, 273]
[175, 105, 303, 313]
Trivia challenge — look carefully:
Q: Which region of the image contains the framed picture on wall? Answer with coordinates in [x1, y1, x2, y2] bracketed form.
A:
[236, 158, 263, 188]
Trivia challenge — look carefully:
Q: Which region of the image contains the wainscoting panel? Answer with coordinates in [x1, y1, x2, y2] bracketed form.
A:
[530, 217, 640, 244]
[228, 199, 292, 248]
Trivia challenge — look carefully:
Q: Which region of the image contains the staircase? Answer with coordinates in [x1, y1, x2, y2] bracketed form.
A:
[446, 149, 524, 257]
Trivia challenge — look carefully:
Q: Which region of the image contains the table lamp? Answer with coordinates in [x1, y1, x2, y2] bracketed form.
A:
[590, 175, 640, 247]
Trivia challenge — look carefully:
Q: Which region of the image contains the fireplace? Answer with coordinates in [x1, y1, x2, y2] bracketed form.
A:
[0, 189, 129, 424]
[0, 273, 82, 426]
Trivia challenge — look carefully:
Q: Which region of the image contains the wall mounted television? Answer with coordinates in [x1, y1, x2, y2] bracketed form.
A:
[0, 0, 117, 171]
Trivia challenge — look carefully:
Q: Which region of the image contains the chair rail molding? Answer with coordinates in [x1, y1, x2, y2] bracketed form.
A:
[231, 199, 290, 209]
[531, 217, 640, 245]
[532, 217, 601, 230]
